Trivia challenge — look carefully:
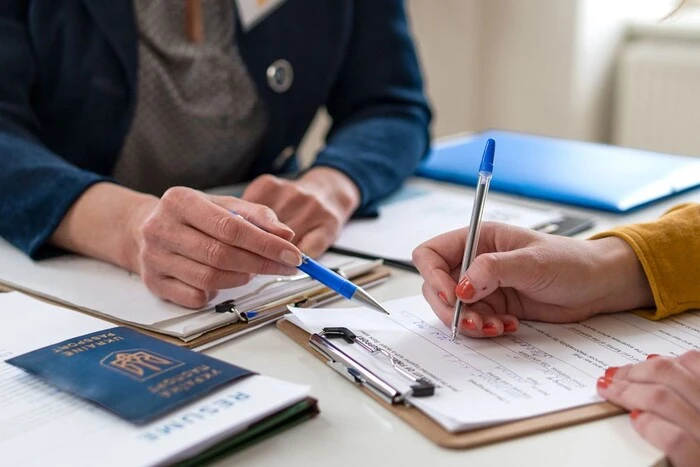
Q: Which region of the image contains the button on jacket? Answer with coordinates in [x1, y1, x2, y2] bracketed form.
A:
[0, 0, 432, 257]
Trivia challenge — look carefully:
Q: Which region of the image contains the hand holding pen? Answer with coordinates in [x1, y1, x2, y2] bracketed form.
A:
[450, 139, 495, 340]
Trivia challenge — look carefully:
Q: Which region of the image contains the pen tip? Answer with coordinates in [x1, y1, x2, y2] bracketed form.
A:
[450, 328, 458, 341]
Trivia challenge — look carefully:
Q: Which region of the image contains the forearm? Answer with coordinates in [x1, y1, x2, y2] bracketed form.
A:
[591, 203, 700, 319]
[50, 182, 158, 272]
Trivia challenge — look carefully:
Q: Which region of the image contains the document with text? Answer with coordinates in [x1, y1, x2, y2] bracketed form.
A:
[0, 293, 313, 467]
[289, 295, 700, 432]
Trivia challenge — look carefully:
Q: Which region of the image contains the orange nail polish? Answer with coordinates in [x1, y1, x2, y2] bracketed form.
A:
[596, 377, 611, 390]
[438, 291, 450, 306]
[461, 318, 477, 331]
[455, 279, 476, 300]
[630, 409, 642, 420]
[503, 321, 517, 333]
[482, 323, 499, 336]
[604, 367, 618, 379]
[646, 354, 661, 360]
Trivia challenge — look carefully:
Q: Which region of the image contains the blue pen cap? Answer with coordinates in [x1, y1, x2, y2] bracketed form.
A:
[479, 138, 496, 174]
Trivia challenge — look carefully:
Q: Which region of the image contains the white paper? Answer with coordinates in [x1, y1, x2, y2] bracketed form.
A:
[0, 292, 311, 467]
[334, 191, 565, 263]
[0, 237, 373, 338]
[290, 295, 700, 432]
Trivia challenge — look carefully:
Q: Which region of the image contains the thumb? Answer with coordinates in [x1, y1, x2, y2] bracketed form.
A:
[210, 196, 296, 242]
[456, 249, 536, 303]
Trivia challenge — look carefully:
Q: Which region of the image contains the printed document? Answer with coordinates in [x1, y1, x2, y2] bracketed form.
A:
[290, 295, 700, 432]
[0, 293, 311, 467]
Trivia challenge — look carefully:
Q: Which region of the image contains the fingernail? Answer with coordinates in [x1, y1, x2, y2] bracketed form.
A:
[604, 367, 618, 379]
[596, 376, 612, 390]
[461, 318, 477, 331]
[455, 279, 476, 300]
[646, 354, 661, 360]
[438, 291, 450, 306]
[630, 409, 642, 420]
[280, 250, 302, 267]
[503, 321, 517, 333]
[482, 323, 499, 336]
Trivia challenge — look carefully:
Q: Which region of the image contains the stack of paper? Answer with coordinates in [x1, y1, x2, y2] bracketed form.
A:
[0, 292, 316, 466]
[333, 189, 580, 267]
[288, 295, 700, 432]
[0, 237, 379, 342]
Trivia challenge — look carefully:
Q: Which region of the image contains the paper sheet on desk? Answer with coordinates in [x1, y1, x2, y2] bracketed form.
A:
[0, 292, 312, 467]
[289, 296, 700, 432]
[0, 237, 371, 338]
[334, 191, 563, 264]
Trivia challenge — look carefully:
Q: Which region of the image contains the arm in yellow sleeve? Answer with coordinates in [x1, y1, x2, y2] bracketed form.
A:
[591, 203, 700, 320]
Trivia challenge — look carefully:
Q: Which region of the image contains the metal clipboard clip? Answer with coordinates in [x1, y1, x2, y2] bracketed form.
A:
[309, 327, 435, 405]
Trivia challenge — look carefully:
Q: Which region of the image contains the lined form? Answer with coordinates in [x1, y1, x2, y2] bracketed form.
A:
[289, 295, 700, 432]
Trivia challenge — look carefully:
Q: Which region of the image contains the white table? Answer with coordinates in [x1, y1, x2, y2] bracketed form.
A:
[208, 178, 700, 467]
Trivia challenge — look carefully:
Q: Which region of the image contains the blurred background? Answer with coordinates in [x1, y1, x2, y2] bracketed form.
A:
[300, 0, 700, 163]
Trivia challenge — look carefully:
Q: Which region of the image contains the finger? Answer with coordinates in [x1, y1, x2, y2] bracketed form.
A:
[458, 248, 538, 303]
[598, 379, 700, 440]
[210, 196, 296, 242]
[630, 411, 700, 467]
[423, 268, 459, 307]
[608, 354, 700, 412]
[296, 227, 336, 258]
[148, 253, 253, 292]
[413, 228, 469, 274]
[143, 273, 217, 309]
[158, 225, 298, 276]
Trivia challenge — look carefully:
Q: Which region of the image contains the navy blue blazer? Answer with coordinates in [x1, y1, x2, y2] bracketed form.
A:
[0, 0, 431, 257]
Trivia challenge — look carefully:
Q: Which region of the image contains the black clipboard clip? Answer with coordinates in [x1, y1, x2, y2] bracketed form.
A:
[309, 327, 435, 405]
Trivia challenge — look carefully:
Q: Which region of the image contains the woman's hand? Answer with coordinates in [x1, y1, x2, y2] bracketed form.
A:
[127, 187, 303, 308]
[597, 352, 700, 467]
[412, 222, 654, 338]
[242, 167, 360, 257]
[51, 183, 302, 309]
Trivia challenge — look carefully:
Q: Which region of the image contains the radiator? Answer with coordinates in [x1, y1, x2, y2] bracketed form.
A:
[613, 37, 700, 157]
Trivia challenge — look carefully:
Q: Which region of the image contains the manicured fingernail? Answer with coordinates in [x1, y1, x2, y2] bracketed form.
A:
[604, 367, 618, 379]
[280, 250, 302, 267]
[438, 291, 450, 306]
[503, 321, 517, 333]
[596, 377, 612, 390]
[482, 323, 499, 336]
[455, 279, 476, 300]
[630, 409, 642, 420]
[646, 354, 660, 360]
[461, 318, 477, 331]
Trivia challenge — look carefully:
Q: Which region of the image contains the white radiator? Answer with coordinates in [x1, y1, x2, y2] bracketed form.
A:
[613, 35, 700, 157]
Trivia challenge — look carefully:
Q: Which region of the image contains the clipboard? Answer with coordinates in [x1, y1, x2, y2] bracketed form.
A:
[0, 266, 391, 349]
[277, 318, 625, 449]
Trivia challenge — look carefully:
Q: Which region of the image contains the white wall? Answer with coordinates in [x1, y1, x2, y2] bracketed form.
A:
[298, 0, 675, 165]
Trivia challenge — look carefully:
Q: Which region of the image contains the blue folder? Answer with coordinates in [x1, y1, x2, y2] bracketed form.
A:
[416, 130, 700, 212]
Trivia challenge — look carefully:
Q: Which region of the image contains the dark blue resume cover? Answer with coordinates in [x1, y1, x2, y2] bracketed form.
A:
[7, 327, 253, 425]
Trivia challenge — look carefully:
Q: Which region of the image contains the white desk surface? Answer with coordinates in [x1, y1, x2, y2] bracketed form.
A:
[206, 178, 700, 467]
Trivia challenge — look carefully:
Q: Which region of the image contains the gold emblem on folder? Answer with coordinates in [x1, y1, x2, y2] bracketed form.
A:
[101, 350, 184, 382]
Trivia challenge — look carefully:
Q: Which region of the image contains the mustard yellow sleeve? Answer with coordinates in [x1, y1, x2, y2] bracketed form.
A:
[590, 203, 700, 320]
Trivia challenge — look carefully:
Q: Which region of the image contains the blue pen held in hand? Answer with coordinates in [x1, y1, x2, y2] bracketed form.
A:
[451, 138, 495, 341]
[228, 210, 390, 315]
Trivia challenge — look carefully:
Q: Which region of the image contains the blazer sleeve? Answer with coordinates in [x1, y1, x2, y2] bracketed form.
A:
[312, 0, 432, 215]
[591, 203, 700, 320]
[0, 3, 108, 258]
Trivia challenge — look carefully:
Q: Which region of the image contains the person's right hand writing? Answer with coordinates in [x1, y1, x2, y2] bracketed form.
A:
[125, 187, 302, 308]
[412, 222, 654, 338]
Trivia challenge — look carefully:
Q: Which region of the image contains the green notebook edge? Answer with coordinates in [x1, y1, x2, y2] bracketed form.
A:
[175, 397, 319, 466]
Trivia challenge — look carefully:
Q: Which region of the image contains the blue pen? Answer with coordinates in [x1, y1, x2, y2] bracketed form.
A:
[451, 138, 495, 341]
[228, 211, 390, 315]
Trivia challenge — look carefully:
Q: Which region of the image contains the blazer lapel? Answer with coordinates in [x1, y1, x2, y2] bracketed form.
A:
[80, 0, 138, 91]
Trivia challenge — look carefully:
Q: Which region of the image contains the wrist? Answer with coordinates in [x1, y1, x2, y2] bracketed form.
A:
[50, 183, 158, 272]
[297, 167, 361, 220]
[589, 236, 654, 314]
